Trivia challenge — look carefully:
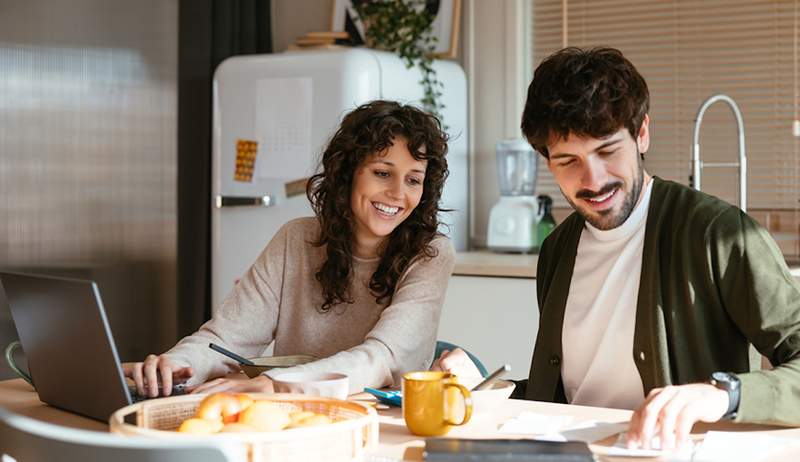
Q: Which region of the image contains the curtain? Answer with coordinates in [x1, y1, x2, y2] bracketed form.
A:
[177, 0, 273, 337]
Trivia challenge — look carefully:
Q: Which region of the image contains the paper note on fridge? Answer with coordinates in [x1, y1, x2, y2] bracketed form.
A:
[255, 77, 313, 181]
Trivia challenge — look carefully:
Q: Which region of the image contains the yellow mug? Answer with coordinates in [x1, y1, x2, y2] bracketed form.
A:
[402, 371, 473, 436]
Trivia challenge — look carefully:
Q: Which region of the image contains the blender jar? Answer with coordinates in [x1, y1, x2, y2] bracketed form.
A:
[495, 139, 537, 196]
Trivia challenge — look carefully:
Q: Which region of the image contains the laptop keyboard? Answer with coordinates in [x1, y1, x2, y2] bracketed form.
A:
[129, 383, 188, 402]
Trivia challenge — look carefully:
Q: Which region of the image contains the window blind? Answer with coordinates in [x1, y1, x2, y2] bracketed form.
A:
[531, 0, 799, 225]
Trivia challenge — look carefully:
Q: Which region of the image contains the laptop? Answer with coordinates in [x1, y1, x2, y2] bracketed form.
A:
[0, 271, 183, 422]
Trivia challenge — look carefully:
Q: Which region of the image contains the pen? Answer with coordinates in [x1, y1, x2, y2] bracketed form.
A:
[208, 342, 255, 366]
[471, 364, 511, 391]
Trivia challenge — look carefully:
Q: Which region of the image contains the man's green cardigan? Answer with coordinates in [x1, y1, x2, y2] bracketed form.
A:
[516, 177, 800, 425]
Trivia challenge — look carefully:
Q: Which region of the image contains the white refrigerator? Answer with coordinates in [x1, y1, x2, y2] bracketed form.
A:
[211, 48, 468, 312]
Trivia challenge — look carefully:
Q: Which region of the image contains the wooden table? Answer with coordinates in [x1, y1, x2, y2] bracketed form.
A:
[3, 378, 800, 461]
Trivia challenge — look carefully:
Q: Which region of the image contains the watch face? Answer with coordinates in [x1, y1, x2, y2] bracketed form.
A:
[711, 371, 730, 382]
[711, 371, 740, 389]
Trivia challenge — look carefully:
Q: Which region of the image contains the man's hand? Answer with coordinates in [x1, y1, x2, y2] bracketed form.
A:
[190, 374, 274, 394]
[626, 383, 729, 450]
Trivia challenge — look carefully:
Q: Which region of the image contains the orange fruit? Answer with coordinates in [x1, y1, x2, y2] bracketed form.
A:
[234, 393, 254, 413]
[177, 417, 223, 434]
[196, 392, 244, 423]
[288, 410, 316, 426]
[220, 422, 258, 433]
[238, 400, 290, 432]
[291, 414, 331, 427]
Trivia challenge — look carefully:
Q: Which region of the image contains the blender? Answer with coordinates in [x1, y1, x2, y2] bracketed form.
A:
[487, 139, 542, 253]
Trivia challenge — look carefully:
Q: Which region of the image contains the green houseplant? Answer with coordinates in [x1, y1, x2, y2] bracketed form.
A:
[351, 0, 445, 124]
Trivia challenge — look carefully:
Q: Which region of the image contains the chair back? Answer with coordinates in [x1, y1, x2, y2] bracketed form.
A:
[0, 407, 230, 462]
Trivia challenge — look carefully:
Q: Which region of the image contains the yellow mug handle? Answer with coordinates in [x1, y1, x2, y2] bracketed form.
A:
[4, 341, 33, 387]
[443, 382, 473, 426]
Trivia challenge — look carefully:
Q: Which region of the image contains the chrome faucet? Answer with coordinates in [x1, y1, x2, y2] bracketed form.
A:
[691, 94, 747, 212]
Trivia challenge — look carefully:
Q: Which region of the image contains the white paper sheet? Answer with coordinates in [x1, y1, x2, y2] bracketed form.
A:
[693, 431, 800, 461]
[498, 412, 574, 435]
[604, 445, 692, 459]
[535, 420, 629, 444]
[498, 413, 631, 444]
[599, 429, 800, 460]
[605, 433, 694, 459]
[254, 77, 313, 180]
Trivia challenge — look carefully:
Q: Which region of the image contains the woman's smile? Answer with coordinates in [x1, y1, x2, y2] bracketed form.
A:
[371, 201, 402, 218]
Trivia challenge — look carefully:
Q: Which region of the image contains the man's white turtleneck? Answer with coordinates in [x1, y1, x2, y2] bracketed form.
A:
[561, 177, 654, 410]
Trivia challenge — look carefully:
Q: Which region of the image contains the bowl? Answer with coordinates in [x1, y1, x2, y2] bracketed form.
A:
[271, 372, 350, 400]
[465, 379, 516, 413]
[240, 355, 317, 378]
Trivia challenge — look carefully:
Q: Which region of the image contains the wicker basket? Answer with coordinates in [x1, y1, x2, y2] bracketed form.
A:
[108, 393, 379, 462]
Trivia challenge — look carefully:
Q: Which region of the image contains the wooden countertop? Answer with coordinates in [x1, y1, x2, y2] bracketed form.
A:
[453, 250, 538, 279]
[453, 251, 800, 281]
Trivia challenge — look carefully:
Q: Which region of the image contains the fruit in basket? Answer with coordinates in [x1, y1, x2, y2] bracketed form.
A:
[220, 422, 259, 433]
[196, 392, 248, 424]
[238, 400, 291, 432]
[178, 417, 224, 434]
[288, 410, 316, 426]
[110, 392, 378, 460]
[290, 414, 331, 428]
[175, 392, 335, 434]
[235, 393, 254, 410]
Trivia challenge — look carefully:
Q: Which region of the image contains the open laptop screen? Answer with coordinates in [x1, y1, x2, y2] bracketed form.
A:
[0, 271, 133, 421]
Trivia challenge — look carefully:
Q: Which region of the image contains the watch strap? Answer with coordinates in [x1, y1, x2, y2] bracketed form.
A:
[710, 372, 741, 420]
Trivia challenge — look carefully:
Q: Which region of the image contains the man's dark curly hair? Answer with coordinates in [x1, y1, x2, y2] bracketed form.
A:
[306, 100, 449, 312]
[520, 47, 649, 158]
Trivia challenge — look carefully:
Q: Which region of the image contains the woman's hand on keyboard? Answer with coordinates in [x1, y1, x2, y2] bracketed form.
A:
[123, 355, 194, 398]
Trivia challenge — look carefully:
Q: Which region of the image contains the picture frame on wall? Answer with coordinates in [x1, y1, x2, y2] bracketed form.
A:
[330, 0, 462, 59]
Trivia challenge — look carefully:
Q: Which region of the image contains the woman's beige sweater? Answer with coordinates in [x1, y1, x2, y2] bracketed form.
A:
[165, 217, 455, 394]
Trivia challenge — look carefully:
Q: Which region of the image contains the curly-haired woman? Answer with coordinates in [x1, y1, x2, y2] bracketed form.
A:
[125, 100, 455, 397]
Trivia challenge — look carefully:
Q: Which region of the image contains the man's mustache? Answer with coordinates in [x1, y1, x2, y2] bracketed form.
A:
[575, 182, 622, 200]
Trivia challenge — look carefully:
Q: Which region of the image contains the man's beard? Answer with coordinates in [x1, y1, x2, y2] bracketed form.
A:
[563, 153, 645, 231]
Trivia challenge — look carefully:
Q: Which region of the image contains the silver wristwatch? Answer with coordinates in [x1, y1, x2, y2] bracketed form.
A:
[709, 371, 741, 420]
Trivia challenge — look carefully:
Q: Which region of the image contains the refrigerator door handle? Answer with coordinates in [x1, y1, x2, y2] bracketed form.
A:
[215, 195, 274, 208]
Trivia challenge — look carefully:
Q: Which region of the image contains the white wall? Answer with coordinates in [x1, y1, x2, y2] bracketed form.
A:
[271, 0, 333, 53]
[463, 0, 532, 247]
[438, 275, 538, 380]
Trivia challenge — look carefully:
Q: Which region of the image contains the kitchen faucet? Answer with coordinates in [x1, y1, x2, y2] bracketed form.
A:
[691, 94, 747, 212]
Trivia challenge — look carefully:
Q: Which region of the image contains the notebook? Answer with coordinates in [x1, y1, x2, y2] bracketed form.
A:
[424, 438, 595, 462]
[1, 271, 183, 422]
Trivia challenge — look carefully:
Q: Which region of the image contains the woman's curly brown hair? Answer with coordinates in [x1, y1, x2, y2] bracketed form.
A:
[306, 100, 449, 312]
